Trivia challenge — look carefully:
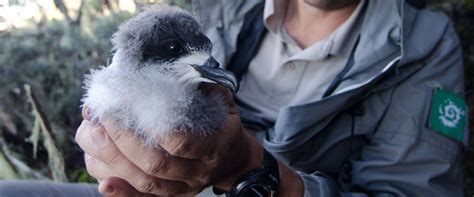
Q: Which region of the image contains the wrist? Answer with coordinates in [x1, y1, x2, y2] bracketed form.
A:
[241, 130, 264, 175]
[213, 128, 263, 190]
[277, 161, 304, 196]
[215, 129, 303, 196]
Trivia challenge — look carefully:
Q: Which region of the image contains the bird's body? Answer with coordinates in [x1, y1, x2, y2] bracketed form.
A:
[82, 5, 237, 146]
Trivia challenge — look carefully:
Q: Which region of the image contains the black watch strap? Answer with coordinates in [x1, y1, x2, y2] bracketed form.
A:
[218, 149, 280, 197]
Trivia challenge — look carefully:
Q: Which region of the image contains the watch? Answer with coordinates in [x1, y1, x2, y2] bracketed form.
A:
[214, 149, 280, 197]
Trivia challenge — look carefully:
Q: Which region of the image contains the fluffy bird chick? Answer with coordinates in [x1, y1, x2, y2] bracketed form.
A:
[82, 5, 238, 146]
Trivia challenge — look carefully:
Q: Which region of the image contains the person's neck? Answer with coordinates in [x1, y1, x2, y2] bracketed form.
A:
[283, 0, 359, 49]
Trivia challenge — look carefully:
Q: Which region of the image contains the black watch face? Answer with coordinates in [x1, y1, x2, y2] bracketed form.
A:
[241, 184, 273, 197]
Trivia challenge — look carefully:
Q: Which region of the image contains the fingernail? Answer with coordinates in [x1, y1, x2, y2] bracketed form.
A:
[92, 128, 106, 147]
[83, 106, 91, 121]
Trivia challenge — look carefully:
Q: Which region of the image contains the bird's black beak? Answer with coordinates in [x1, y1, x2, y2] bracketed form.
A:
[191, 57, 239, 93]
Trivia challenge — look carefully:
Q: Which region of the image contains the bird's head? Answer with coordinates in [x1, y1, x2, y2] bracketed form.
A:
[108, 5, 238, 93]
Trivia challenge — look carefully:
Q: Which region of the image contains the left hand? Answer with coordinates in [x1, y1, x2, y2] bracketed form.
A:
[75, 84, 263, 196]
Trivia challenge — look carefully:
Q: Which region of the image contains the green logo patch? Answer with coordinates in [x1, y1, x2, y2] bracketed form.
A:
[429, 88, 466, 141]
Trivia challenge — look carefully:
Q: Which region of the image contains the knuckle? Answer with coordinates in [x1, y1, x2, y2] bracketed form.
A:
[107, 152, 123, 164]
[192, 165, 211, 184]
[84, 154, 92, 166]
[172, 139, 192, 156]
[145, 158, 169, 175]
[108, 128, 125, 142]
[85, 162, 94, 175]
[186, 183, 205, 195]
[75, 121, 88, 143]
[84, 157, 96, 176]
[194, 174, 210, 186]
[85, 166, 96, 178]
[135, 179, 158, 194]
[141, 150, 169, 175]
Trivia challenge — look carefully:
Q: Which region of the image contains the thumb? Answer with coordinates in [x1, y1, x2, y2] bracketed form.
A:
[99, 177, 152, 197]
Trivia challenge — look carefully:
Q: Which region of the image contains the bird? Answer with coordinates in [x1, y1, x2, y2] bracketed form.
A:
[82, 4, 238, 146]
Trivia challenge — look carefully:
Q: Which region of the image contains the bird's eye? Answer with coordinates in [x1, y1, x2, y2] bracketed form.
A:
[142, 40, 185, 62]
[167, 42, 183, 54]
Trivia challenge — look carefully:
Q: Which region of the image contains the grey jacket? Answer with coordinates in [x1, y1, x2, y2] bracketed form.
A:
[192, 0, 468, 196]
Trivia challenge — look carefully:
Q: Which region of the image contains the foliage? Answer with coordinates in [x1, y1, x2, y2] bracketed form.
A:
[163, 0, 192, 11]
[24, 84, 68, 182]
[0, 10, 132, 182]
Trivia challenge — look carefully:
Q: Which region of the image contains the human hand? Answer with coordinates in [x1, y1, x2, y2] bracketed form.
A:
[75, 84, 264, 196]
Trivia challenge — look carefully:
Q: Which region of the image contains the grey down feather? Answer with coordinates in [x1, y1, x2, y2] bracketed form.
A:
[82, 4, 238, 146]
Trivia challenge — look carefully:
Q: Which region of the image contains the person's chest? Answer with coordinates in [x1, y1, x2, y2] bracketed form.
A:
[235, 31, 355, 122]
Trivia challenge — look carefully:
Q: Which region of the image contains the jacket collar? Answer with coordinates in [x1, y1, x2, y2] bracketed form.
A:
[192, 0, 448, 104]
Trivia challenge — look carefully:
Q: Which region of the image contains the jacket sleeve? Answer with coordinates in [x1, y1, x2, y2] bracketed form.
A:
[296, 15, 466, 197]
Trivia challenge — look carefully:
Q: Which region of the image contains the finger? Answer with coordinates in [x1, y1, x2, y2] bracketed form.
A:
[101, 119, 211, 185]
[99, 177, 153, 197]
[76, 121, 191, 195]
[84, 153, 117, 181]
[156, 131, 215, 159]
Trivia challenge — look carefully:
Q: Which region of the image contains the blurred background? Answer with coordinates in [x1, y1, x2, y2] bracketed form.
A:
[0, 0, 472, 196]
